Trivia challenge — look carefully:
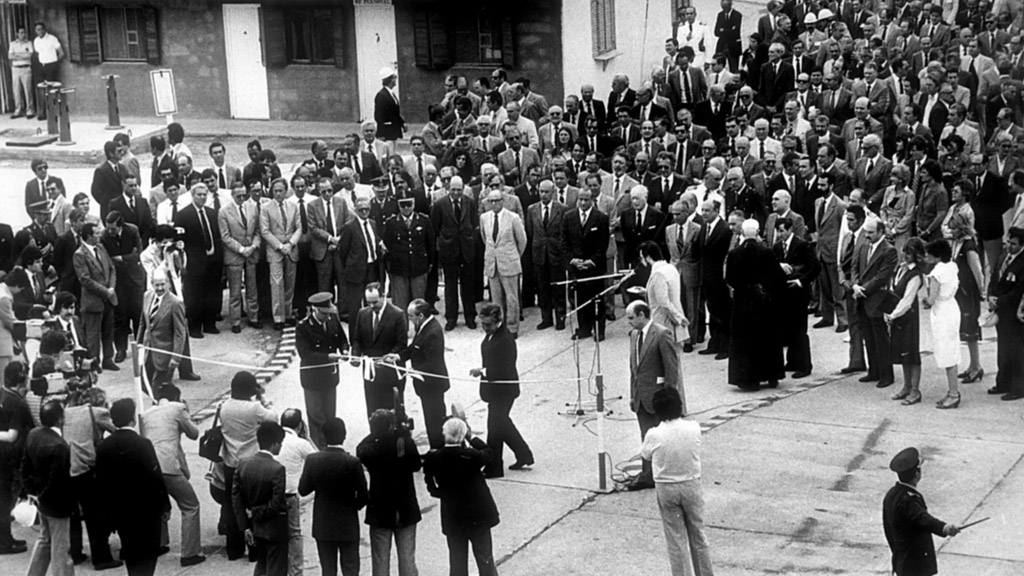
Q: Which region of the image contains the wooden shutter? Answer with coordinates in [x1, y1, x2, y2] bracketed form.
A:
[331, 8, 345, 69]
[143, 7, 161, 65]
[591, 0, 616, 56]
[67, 6, 102, 64]
[501, 15, 514, 69]
[414, 10, 430, 67]
[262, 5, 287, 68]
[427, 10, 450, 69]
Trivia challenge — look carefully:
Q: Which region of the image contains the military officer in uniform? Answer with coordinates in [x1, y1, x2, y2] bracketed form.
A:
[295, 292, 350, 448]
[382, 196, 435, 310]
[882, 447, 960, 576]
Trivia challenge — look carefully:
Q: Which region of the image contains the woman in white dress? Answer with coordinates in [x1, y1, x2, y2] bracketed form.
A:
[923, 239, 963, 409]
[636, 241, 689, 343]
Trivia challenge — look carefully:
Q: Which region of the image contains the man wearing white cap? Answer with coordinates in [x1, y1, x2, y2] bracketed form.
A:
[375, 66, 405, 142]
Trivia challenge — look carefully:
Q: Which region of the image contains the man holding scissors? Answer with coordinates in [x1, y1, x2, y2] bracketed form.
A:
[882, 447, 960, 576]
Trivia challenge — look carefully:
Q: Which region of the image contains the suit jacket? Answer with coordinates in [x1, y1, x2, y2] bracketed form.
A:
[852, 239, 898, 317]
[24, 176, 66, 217]
[101, 223, 146, 293]
[53, 231, 82, 294]
[627, 138, 664, 161]
[973, 172, 1011, 241]
[149, 153, 176, 188]
[10, 266, 47, 320]
[338, 150, 384, 185]
[854, 156, 894, 212]
[138, 290, 186, 372]
[175, 203, 223, 268]
[562, 207, 610, 276]
[715, 9, 743, 54]
[73, 243, 117, 312]
[308, 195, 352, 263]
[496, 147, 542, 187]
[351, 303, 407, 386]
[402, 154, 439, 191]
[480, 209, 527, 277]
[608, 88, 637, 116]
[296, 312, 349, 390]
[882, 482, 947, 576]
[646, 174, 686, 211]
[139, 401, 199, 478]
[219, 201, 262, 266]
[383, 212, 434, 277]
[431, 195, 478, 265]
[108, 194, 154, 245]
[480, 323, 519, 401]
[298, 447, 368, 542]
[374, 87, 405, 140]
[396, 316, 450, 397]
[629, 323, 680, 413]
[822, 88, 855, 126]
[775, 236, 821, 302]
[526, 201, 567, 267]
[537, 122, 579, 157]
[259, 199, 301, 263]
[759, 60, 795, 111]
[611, 123, 641, 146]
[668, 66, 709, 111]
[21, 426, 75, 518]
[694, 217, 731, 284]
[814, 194, 847, 262]
[233, 452, 289, 542]
[337, 217, 384, 281]
[91, 161, 124, 213]
[630, 102, 669, 126]
[422, 436, 498, 532]
[621, 206, 666, 266]
[765, 210, 808, 246]
[579, 98, 607, 129]
[919, 96, 949, 142]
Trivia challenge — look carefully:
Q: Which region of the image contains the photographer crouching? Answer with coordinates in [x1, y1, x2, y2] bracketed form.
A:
[356, 408, 421, 576]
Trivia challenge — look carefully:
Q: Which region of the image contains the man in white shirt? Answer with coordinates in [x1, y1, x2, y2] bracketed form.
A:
[641, 386, 714, 576]
[276, 409, 316, 576]
[33, 22, 63, 83]
[676, 6, 711, 68]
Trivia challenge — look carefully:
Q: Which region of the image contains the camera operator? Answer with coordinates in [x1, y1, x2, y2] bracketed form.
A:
[356, 408, 421, 576]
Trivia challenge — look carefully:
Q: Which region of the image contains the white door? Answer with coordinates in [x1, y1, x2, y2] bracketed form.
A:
[223, 4, 270, 120]
[353, 1, 398, 122]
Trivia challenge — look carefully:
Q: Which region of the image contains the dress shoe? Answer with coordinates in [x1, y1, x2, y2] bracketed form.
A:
[181, 555, 207, 567]
[597, 332, 606, 342]
[875, 380, 894, 388]
[792, 371, 811, 379]
[484, 470, 504, 479]
[204, 326, 220, 335]
[101, 360, 120, 371]
[94, 560, 124, 570]
[273, 322, 284, 331]
[215, 313, 224, 321]
[714, 352, 729, 360]
[157, 546, 171, 556]
[189, 330, 204, 339]
[858, 374, 880, 383]
[248, 321, 263, 329]
[444, 321, 457, 331]
[465, 320, 477, 329]
[71, 553, 89, 565]
[626, 479, 655, 491]
[25, 113, 34, 119]
[957, 369, 970, 378]
[812, 319, 834, 329]
[0, 543, 27, 554]
[572, 330, 593, 340]
[961, 369, 985, 383]
[509, 457, 534, 470]
[537, 320, 553, 330]
[10, 113, 24, 119]
[179, 373, 201, 381]
[113, 350, 126, 363]
[765, 379, 779, 389]
[1002, 392, 1024, 401]
[241, 310, 247, 318]
[839, 366, 865, 374]
[231, 325, 241, 334]
[284, 318, 297, 327]
[555, 320, 565, 331]
[836, 324, 849, 333]
[683, 343, 694, 353]
[988, 386, 1005, 395]
[697, 347, 718, 355]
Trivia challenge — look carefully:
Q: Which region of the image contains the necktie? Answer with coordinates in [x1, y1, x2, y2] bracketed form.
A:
[149, 296, 161, 323]
[586, 101, 593, 116]
[219, 168, 226, 190]
[454, 199, 462, 222]
[372, 310, 379, 334]
[760, 140, 765, 158]
[28, 273, 36, 298]
[298, 198, 308, 234]
[663, 177, 669, 195]
[239, 204, 248, 232]
[353, 154, 361, 175]
[1001, 253, 1014, 278]
[614, 177, 622, 197]
[795, 59, 800, 76]
[363, 220, 376, 260]
[325, 201, 334, 235]
[128, 195, 135, 212]
[417, 158, 424, 186]
[171, 199, 178, 220]
[636, 329, 644, 362]
[543, 204, 549, 228]
[637, 210, 643, 229]
[868, 159, 874, 175]
[590, 136, 597, 151]
[714, 72, 719, 84]
[515, 151, 522, 182]
[642, 105, 648, 120]
[683, 70, 692, 103]
[199, 207, 213, 251]
[644, 142, 650, 156]
[559, 190, 565, 204]
[492, 212, 500, 241]
[676, 224, 686, 254]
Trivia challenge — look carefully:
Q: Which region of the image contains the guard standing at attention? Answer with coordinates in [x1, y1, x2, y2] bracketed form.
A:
[295, 292, 349, 449]
[882, 447, 960, 576]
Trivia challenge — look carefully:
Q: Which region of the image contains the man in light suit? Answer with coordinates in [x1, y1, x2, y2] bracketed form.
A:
[525, 180, 567, 330]
[220, 182, 262, 333]
[812, 174, 847, 330]
[853, 134, 893, 213]
[308, 178, 351, 316]
[765, 190, 807, 246]
[337, 196, 385, 319]
[137, 269, 187, 386]
[496, 129, 541, 187]
[260, 178, 302, 330]
[480, 189, 528, 336]
[402, 136, 438, 192]
[24, 158, 66, 219]
[852, 217, 897, 388]
[233, 422, 289, 576]
[625, 300, 681, 491]
[665, 194, 704, 352]
[73, 222, 118, 371]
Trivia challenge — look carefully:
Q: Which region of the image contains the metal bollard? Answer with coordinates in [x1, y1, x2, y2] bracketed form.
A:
[104, 75, 124, 130]
[34, 81, 50, 121]
[45, 86, 61, 136]
[56, 88, 76, 146]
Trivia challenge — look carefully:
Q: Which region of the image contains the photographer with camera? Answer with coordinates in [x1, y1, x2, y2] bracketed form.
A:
[356, 408, 421, 576]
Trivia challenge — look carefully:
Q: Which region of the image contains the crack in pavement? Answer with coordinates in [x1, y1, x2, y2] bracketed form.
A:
[831, 419, 892, 492]
[496, 492, 598, 567]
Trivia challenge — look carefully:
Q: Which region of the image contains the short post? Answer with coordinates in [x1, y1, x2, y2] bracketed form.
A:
[104, 75, 124, 130]
[55, 89, 75, 146]
[45, 84, 61, 135]
[34, 82, 50, 122]
[596, 373, 608, 491]
[131, 342, 146, 410]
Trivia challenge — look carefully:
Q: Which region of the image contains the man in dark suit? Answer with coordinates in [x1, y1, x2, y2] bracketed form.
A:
[21, 401, 76, 573]
[774, 217, 821, 378]
[988, 228, 1024, 400]
[73, 222, 118, 371]
[337, 196, 385, 317]
[694, 199, 732, 359]
[174, 183, 223, 338]
[759, 42, 796, 112]
[382, 197, 434, 311]
[852, 217, 897, 387]
[91, 141, 125, 220]
[608, 75, 637, 116]
[298, 418, 368, 576]
[562, 187, 610, 340]
[715, 0, 743, 70]
[233, 422, 290, 576]
[107, 174, 153, 246]
[95, 399, 170, 576]
[579, 84, 607, 129]
[101, 212, 146, 365]
[625, 300, 681, 490]
[430, 177, 479, 330]
[149, 136, 176, 188]
[470, 303, 533, 478]
[883, 447, 959, 576]
[526, 181, 567, 330]
[647, 156, 686, 211]
[620, 186, 667, 286]
[24, 158, 66, 219]
[296, 293, 350, 448]
[692, 86, 730, 140]
[350, 283, 407, 416]
[374, 68, 405, 142]
[338, 134, 383, 185]
[384, 299, 450, 449]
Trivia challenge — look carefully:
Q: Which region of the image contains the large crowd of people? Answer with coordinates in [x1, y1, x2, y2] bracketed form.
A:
[4, 0, 1024, 574]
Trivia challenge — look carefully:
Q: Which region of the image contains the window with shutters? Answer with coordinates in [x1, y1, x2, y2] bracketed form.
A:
[591, 0, 616, 57]
[285, 8, 336, 65]
[414, 3, 514, 69]
[66, 5, 160, 64]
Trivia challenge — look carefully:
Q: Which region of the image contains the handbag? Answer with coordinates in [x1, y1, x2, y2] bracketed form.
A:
[198, 403, 224, 463]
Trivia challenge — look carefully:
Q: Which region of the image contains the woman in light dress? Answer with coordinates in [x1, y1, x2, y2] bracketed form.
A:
[923, 239, 963, 409]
